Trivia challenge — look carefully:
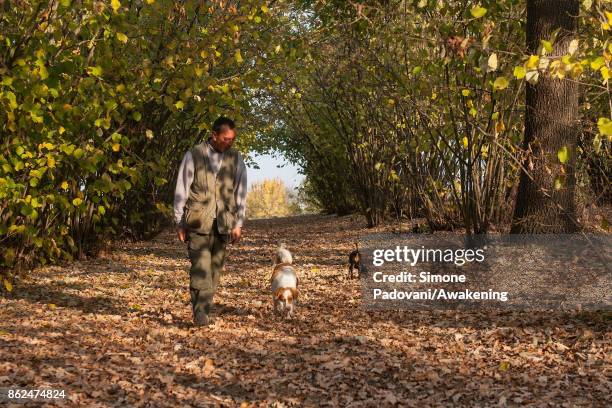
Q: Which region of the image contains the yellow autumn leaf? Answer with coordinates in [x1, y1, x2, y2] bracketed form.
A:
[72, 197, 82, 206]
[111, 0, 121, 12]
[480, 145, 489, 158]
[571, 63, 584, 78]
[540, 40, 553, 54]
[235, 50, 244, 64]
[526, 55, 539, 69]
[112, 143, 121, 152]
[493, 76, 509, 90]
[116, 32, 128, 43]
[557, 146, 569, 164]
[61, 181, 69, 189]
[3, 279, 13, 293]
[38, 65, 49, 80]
[470, 6, 487, 18]
[462, 137, 469, 148]
[590, 57, 604, 70]
[513, 66, 526, 79]
[597, 118, 612, 137]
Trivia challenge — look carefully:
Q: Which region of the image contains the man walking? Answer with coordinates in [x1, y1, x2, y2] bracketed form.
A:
[174, 116, 247, 326]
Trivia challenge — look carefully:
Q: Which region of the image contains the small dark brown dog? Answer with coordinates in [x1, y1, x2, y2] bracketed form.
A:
[348, 242, 361, 279]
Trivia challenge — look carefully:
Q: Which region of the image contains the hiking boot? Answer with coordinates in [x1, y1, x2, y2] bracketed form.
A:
[193, 310, 211, 327]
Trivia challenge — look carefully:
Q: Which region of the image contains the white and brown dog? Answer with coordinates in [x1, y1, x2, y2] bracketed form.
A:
[270, 243, 298, 319]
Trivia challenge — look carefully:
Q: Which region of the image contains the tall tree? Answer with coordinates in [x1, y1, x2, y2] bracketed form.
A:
[511, 0, 581, 233]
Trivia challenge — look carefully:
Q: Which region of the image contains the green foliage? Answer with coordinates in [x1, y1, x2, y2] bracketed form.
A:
[256, 0, 525, 230]
[1, 0, 610, 272]
[0, 0, 274, 272]
[255, 0, 610, 232]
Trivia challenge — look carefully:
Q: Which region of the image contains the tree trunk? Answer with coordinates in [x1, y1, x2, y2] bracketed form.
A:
[511, 0, 581, 233]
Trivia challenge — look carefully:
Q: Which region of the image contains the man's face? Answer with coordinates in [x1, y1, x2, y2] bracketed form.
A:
[210, 125, 236, 152]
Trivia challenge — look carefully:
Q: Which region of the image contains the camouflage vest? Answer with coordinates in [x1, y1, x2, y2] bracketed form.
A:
[183, 143, 238, 235]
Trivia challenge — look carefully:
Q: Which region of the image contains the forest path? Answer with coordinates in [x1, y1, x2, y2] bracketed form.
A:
[1, 214, 609, 407]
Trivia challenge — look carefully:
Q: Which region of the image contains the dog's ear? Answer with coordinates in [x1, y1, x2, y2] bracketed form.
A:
[274, 288, 285, 300]
[289, 287, 298, 300]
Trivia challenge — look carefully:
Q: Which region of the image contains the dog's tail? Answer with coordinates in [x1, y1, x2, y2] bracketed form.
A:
[275, 243, 293, 264]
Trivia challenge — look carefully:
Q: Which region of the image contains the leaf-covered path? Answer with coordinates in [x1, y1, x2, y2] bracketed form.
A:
[1, 215, 610, 407]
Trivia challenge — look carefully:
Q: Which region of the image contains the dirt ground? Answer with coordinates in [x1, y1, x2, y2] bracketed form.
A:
[1, 214, 610, 407]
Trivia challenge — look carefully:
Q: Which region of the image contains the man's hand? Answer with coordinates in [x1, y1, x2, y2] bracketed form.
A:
[177, 227, 187, 242]
[230, 226, 242, 244]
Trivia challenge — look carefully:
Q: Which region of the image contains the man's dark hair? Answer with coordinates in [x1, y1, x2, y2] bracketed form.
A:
[212, 116, 236, 133]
